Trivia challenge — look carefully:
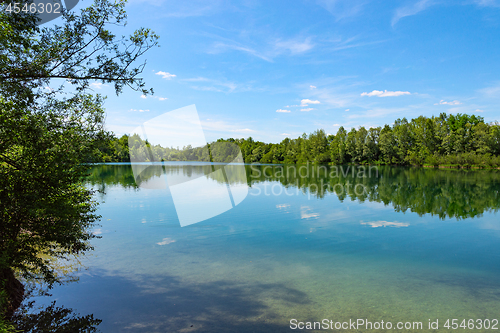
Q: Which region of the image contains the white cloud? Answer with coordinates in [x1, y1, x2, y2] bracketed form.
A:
[230, 128, 254, 132]
[140, 94, 168, 101]
[155, 71, 176, 79]
[156, 238, 176, 246]
[129, 109, 150, 112]
[300, 108, 315, 112]
[361, 90, 411, 97]
[276, 203, 290, 209]
[310, 85, 317, 89]
[434, 100, 462, 105]
[90, 82, 106, 89]
[300, 99, 321, 106]
[276, 109, 291, 113]
[301, 78, 358, 109]
[475, 109, 484, 112]
[361, 221, 409, 228]
[345, 109, 350, 112]
[333, 124, 340, 126]
[281, 133, 291, 136]
[274, 38, 314, 54]
[301, 206, 319, 219]
[392, 0, 436, 26]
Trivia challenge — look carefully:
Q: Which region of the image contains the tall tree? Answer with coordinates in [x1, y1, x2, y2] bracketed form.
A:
[364, 127, 380, 162]
[0, 0, 158, 320]
[354, 126, 368, 163]
[309, 129, 329, 163]
[329, 126, 347, 164]
[345, 128, 357, 163]
[393, 118, 413, 163]
[379, 125, 397, 164]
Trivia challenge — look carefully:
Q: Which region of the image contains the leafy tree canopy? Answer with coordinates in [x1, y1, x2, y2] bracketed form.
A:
[0, 0, 159, 299]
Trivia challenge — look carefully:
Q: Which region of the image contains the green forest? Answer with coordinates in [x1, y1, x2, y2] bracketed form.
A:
[99, 113, 500, 168]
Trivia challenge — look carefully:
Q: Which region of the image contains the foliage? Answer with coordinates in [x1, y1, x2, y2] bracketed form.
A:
[102, 113, 500, 168]
[13, 301, 101, 333]
[0, 0, 158, 322]
[0, 288, 17, 333]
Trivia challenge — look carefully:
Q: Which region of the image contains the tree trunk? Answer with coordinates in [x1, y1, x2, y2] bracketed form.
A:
[1, 268, 24, 319]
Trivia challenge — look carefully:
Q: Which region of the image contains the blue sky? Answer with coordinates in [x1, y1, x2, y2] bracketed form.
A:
[76, 0, 500, 143]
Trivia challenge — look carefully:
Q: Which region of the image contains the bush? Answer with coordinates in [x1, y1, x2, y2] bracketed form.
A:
[425, 153, 440, 167]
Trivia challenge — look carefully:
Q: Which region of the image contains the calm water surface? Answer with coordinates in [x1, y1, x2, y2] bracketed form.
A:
[42, 163, 500, 332]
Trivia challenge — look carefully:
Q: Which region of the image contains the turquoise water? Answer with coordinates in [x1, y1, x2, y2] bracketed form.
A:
[41, 164, 500, 332]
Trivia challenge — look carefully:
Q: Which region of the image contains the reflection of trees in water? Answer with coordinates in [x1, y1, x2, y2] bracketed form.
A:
[13, 301, 101, 333]
[88, 164, 500, 219]
[87, 164, 139, 191]
[10, 261, 102, 332]
[245, 165, 500, 219]
[374, 167, 500, 219]
[86, 164, 243, 190]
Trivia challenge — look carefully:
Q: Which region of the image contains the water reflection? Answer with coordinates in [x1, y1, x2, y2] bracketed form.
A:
[36, 163, 500, 332]
[361, 221, 410, 228]
[13, 301, 101, 333]
[88, 164, 500, 220]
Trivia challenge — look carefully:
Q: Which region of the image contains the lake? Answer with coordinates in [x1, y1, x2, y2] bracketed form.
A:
[38, 163, 500, 332]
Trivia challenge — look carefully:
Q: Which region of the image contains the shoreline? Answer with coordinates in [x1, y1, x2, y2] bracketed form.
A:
[91, 161, 500, 170]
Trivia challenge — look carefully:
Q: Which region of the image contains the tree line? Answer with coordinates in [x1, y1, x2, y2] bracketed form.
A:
[98, 113, 500, 168]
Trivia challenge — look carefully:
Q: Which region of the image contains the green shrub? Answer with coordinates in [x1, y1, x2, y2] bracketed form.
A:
[425, 153, 440, 167]
[0, 289, 17, 333]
